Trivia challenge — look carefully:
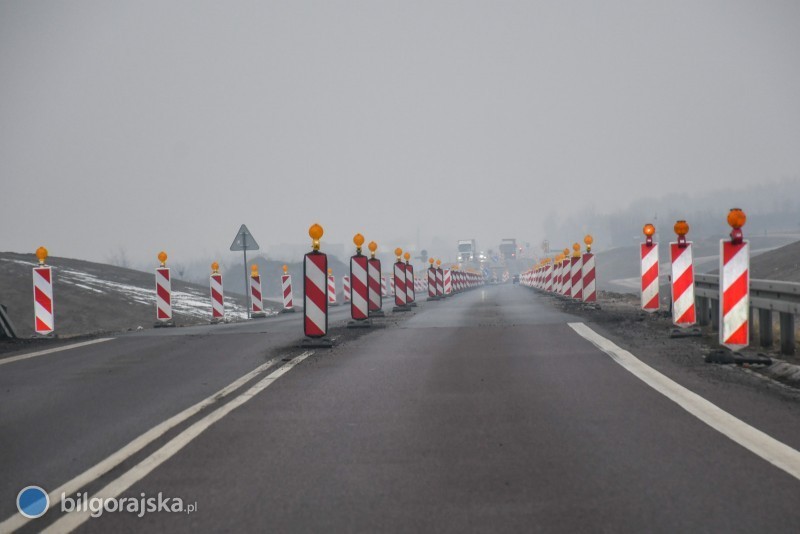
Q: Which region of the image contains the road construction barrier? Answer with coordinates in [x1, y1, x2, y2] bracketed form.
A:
[250, 265, 266, 318]
[444, 269, 452, 295]
[404, 253, 415, 304]
[304, 224, 329, 339]
[580, 236, 596, 303]
[32, 247, 54, 335]
[545, 263, 554, 292]
[570, 244, 583, 300]
[342, 275, 351, 303]
[350, 234, 369, 321]
[436, 262, 444, 297]
[210, 262, 224, 322]
[394, 249, 407, 307]
[670, 221, 696, 327]
[327, 270, 338, 306]
[281, 265, 294, 311]
[389, 275, 395, 297]
[415, 276, 425, 294]
[640, 224, 659, 312]
[367, 242, 382, 312]
[560, 252, 572, 297]
[381, 275, 388, 298]
[155, 251, 173, 325]
[428, 266, 437, 299]
[720, 209, 749, 351]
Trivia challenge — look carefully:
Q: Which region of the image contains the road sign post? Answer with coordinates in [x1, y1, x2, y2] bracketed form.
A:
[230, 224, 260, 319]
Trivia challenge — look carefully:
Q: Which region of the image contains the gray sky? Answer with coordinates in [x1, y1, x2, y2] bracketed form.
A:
[2, 1, 799, 264]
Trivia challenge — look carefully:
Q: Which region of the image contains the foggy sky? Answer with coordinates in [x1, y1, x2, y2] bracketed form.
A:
[2, 1, 799, 265]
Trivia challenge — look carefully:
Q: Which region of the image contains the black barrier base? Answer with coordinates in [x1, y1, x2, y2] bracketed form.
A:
[409, 302, 418, 307]
[153, 321, 176, 328]
[369, 310, 385, 317]
[347, 319, 372, 329]
[210, 318, 224, 325]
[300, 336, 334, 349]
[280, 308, 296, 313]
[427, 296, 440, 301]
[393, 305, 412, 312]
[705, 349, 771, 366]
[669, 327, 703, 339]
[251, 312, 267, 318]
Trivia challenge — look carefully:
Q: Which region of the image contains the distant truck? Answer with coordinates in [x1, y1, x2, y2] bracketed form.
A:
[457, 239, 477, 263]
[499, 238, 517, 261]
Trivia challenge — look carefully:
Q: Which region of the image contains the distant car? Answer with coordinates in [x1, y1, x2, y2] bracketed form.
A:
[512, 275, 519, 284]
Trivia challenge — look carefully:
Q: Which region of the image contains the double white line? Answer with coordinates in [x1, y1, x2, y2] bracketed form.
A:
[2, 351, 312, 533]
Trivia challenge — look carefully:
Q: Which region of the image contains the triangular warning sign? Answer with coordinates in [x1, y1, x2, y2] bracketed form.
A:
[229, 224, 260, 251]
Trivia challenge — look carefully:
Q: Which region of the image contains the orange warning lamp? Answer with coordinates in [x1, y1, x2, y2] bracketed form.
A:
[643, 223, 655, 246]
[562, 248, 569, 257]
[368, 241, 378, 258]
[727, 208, 746, 244]
[309, 223, 324, 251]
[436, 259, 442, 266]
[327, 267, 332, 275]
[428, 257, 435, 266]
[674, 220, 689, 248]
[584, 234, 593, 253]
[572, 243, 581, 258]
[404, 252, 411, 262]
[158, 251, 168, 267]
[36, 246, 48, 266]
[211, 261, 219, 274]
[353, 233, 365, 254]
[282, 264, 288, 274]
[395, 248, 403, 261]
[251, 264, 259, 278]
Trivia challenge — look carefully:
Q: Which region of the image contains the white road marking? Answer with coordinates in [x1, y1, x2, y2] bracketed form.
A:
[568, 322, 800, 481]
[0, 353, 302, 533]
[42, 351, 311, 534]
[0, 338, 114, 367]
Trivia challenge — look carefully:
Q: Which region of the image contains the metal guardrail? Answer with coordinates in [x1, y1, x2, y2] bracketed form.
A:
[695, 274, 798, 355]
[0, 303, 18, 339]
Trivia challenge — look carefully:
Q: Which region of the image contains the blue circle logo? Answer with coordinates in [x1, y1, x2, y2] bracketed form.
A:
[17, 486, 49, 519]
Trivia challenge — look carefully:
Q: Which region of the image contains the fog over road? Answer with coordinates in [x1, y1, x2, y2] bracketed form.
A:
[2, 285, 800, 533]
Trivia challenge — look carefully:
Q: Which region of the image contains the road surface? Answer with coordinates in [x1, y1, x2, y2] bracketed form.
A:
[2, 285, 800, 533]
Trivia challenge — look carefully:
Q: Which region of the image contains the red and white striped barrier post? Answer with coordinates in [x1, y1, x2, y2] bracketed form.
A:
[342, 275, 351, 303]
[389, 275, 395, 297]
[155, 251, 174, 327]
[32, 246, 54, 336]
[427, 259, 438, 300]
[641, 223, 659, 312]
[367, 241, 384, 316]
[281, 264, 295, 313]
[720, 209, 750, 351]
[435, 260, 444, 297]
[582, 235, 596, 304]
[545, 261, 554, 292]
[327, 269, 338, 306]
[560, 249, 572, 297]
[381, 275, 389, 298]
[553, 256, 563, 294]
[210, 262, 224, 323]
[302, 223, 332, 347]
[393, 248, 409, 311]
[570, 243, 583, 301]
[444, 269, 452, 295]
[250, 264, 267, 318]
[348, 234, 370, 326]
[670, 221, 697, 330]
[404, 252, 416, 306]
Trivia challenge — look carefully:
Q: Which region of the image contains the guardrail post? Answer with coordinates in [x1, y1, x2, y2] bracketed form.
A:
[710, 299, 720, 332]
[696, 296, 709, 326]
[779, 312, 795, 355]
[758, 309, 773, 348]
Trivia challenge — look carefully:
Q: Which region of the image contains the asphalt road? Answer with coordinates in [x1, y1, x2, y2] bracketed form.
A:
[3, 285, 800, 533]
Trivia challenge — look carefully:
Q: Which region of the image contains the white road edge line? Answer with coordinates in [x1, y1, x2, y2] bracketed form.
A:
[0, 338, 114, 367]
[568, 322, 800, 481]
[42, 351, 312, 534]
[0, 353, 301, 533]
